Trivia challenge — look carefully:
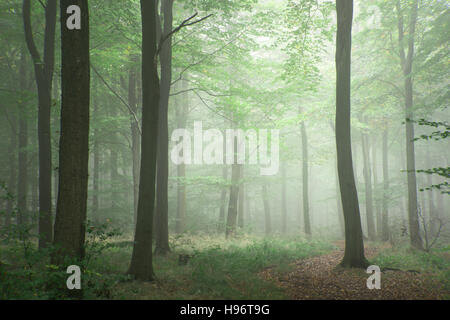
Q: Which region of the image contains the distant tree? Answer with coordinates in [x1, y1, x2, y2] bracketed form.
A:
[395, 0, 423, 250]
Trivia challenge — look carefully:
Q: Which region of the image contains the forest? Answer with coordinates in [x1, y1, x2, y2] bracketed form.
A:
[0, 0, 449, 302]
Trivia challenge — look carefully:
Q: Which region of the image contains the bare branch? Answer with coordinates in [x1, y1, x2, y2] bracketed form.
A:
[90, 64, 141, 134]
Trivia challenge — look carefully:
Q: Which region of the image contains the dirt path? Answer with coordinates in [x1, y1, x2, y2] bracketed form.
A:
[259, 241, 447, 300]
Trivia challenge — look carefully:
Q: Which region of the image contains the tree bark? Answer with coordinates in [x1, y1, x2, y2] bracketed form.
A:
[23, 0, 57, 249]
[128, 0, 160, 281]
[155, 0, 173, 255]
[335, 0, 368, 268]
[53, 0, 90, 262]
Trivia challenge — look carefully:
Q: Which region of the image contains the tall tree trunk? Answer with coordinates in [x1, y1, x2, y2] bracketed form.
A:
[17, 50, 28, 227]
[281, 163, 287, 234]
[238, 167, 244, 229]
[335, 0, 368, 268]
[175, 79, 188, 234]
[155, 0, 173, 255]
[92, 79, 100, 221]
[361, 132, 376, 240]
[396, 0, 423, 250]
[381, 126, 390, 241]
[300, 119, 311, 236]
[53, 0, 90, 262]
[6, 116, 17, 229]
[226, 160, 241, 238]
[23, 0, 57, 249]
[109, 106, 119, 215]
[218, 164, 228, 233]
[128, 0, 160, 281]
[128, 59, 140, 226]
[372, 136, 382, 238]
[262, 183, 272, 236]
[425, 147, 436, 234]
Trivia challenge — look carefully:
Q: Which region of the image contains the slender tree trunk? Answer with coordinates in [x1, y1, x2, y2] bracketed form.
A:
[175, 79, 188, 234]
[155, 0, 174, 255]
[17, 50, 28, 227]
[238, 167, 244, 229]
[53, 0, 90, 262]
[396, 0, 423, 250]
[335, 0, 368, 268]
[92, 79, 100, 221]
[128, 0, 160, 281]
[218, 164, 228, 233]
[226, 157, 241, 238]
[381, 126, 390, 241]
[300, 119, 311, 236]
[262, 183, 271, 236]
[23, 0, 57, 249]
[372, 136, 382, 238]
[281, 163, 287, 234]
[425, 147, 436, 234]
[128, 60, 140, 226]
[361, 132, 376, 240]
[6, 117, 17, 229]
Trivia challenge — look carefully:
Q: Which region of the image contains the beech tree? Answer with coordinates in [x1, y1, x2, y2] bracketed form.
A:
[53, 0, 90, 262]
[335, 0, 369, 268]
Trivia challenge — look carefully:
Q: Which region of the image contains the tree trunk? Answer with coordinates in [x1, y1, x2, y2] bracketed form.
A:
[335, 0, 368, 268]
[372, 136, 382, 238]
[396, 0, 423, 250]
[53, 0, 90, 262]
[262, 183, 272, 236]
[218, 164, 228, 233]
[155, 0, 173, 256]
[300, 120, 311, 236]
[17, 50, 28, 227]
[128, 60, 140, 226]
[361, 132, 376, 240]
[128, 0, 160, 281]
[381, 126, 390, 241]
[175, 79, 188, 234]
[6, 116, 17, 229]
[23, 0, 57, 249]
[92, 79, 100, 221]
[226, 158, 241, 238]
[238, 167, 244, 229]
[281, 163, 287, 234]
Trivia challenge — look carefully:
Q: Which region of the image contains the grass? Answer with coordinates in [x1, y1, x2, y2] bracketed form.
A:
[371, 244, 450, 297]
[56, 234, 332, 300]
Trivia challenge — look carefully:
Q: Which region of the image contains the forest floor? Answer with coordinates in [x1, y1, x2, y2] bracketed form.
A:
[1, 234, 449, 299]
[259, 240, 450, 300]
